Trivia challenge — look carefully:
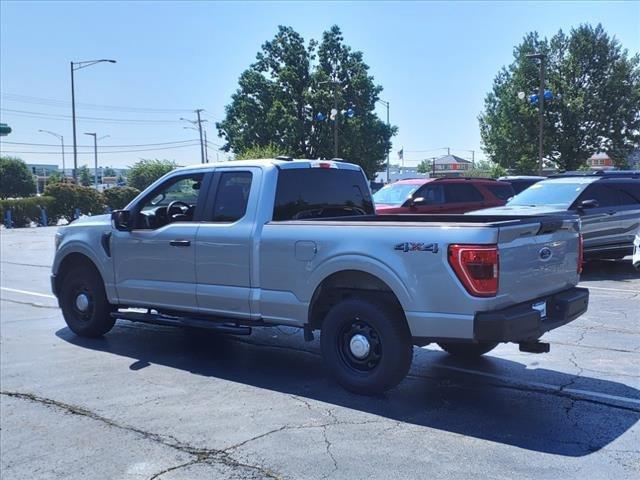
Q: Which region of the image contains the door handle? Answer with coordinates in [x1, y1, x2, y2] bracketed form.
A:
[169, 240, 191, 247]
[607, 210, 616, 215]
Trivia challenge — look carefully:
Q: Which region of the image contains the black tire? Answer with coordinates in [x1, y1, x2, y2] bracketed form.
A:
[59, 264, 115, 337]
[320, 297, 413, 395]
[437, 341, 498, 358]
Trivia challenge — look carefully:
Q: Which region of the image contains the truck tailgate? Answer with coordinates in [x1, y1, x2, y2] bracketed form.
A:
[496, 217, 581, 306]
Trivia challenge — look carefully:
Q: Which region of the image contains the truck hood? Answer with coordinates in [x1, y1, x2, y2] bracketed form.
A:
[70, 214, 112, 226]
[470, 205, 567, 216]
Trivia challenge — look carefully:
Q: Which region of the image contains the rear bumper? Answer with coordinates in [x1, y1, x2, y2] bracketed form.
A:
[474, 287, 589, 342]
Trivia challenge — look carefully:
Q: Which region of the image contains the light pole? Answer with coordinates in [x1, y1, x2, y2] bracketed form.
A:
[38, 129, 66, 179]
[84, 133, 109, 189]
[71, 59, 116, 181]
[526, 53, 547, 176]
[378, 99, 390, 182]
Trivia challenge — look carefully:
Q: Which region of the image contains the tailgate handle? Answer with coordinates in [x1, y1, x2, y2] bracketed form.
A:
[169, 240, 191, 247]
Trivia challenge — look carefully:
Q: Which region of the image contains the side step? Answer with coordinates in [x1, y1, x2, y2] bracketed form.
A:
[519, 341, 550, 353]
[110, 310, 252, 335]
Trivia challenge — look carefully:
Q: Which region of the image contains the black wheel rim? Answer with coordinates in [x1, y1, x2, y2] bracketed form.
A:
[70, 285, 94, 322]
[337, 317, 382, 372]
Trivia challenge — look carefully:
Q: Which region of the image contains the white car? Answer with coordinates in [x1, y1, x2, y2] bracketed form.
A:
[633, 231, 640, 269]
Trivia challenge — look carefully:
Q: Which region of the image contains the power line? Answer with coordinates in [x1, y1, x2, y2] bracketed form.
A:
[1, 93, 194, 114]
[1, 108, 183, 124]
[0, 142, 202, 155]
[1, 139, 200, 148]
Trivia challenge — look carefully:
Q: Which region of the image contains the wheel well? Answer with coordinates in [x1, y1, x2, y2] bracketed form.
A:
[308, 270, 405, 331]
[55, 253, 102, 294]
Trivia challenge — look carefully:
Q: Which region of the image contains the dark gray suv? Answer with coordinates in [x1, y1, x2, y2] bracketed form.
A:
[475, 172, 640, 260]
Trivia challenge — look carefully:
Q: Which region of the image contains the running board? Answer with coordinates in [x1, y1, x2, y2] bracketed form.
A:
[110, 311, 252, 335]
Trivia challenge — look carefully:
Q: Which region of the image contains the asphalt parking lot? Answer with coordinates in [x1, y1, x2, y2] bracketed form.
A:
[1, 226, 639, 479]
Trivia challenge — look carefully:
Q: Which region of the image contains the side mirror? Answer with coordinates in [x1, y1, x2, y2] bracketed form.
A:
[577, 199, 599, 212]
[406, 197, 426, 208]
[111, 210, 132, 231]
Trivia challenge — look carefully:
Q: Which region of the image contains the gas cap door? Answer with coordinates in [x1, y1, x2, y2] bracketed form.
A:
[295, 241, 317, 261]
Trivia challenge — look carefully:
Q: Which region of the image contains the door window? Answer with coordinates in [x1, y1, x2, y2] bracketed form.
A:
[211, 171, 253, 222]
[618, 182, 640, 205]
[444, 183, 484, 203]
[414, 184, 444, 205]
[136, 173, 204, 229]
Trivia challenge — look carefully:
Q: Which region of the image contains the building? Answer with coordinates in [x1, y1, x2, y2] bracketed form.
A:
[586, 152, 614, 169]
[429, 154, 473, 177]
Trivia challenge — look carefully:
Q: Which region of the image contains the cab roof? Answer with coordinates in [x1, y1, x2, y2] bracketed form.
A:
[175, 158, 362, 172]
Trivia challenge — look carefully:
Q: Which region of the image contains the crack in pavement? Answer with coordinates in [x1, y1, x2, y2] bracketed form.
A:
[0, 298, 59, 309]
[0, 391, 281, 480]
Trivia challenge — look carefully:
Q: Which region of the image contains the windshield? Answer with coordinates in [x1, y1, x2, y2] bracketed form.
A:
[508, 181, 588, 208]
[373, 183, 421, 206]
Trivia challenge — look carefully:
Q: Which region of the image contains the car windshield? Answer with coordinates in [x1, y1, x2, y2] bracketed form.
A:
[508, 181, 589, 208]
[373, 183, 421, 206]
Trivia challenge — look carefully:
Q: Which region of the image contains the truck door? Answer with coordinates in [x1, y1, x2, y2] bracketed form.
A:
[111, 172, 208, 311]
[195, 168, 261, 319]
[574, 183, 623, 252]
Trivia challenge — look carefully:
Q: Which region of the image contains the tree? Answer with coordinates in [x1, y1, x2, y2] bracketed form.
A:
[217, 25, 397, 179]
[479, 24, 640, 172]
[45, 170, 64, 184]
[77, 165, 92, 186]
[103, 166, 116, 177]
[127, 159, 177, 191]
[102, 186, 140, 210]
[464, 160, 507, 179]
[234, 144, 284, 160]
[0, 156, 36, 199]
[416, 159, 432, 174]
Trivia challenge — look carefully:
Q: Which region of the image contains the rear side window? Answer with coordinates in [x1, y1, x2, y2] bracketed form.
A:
[444, 183, 484, 203]
[579, 184, 619, 208]
[211, 171, 252, 222]
[273, 169, 374, 220]
[618, 182, 640, 205]
[486, 183, 515, 200]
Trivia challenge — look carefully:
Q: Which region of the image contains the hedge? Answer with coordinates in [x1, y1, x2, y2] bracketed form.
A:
[0, 196, 56, 227]
[44, 183, 106, 222]
[102, 186, 140, 210]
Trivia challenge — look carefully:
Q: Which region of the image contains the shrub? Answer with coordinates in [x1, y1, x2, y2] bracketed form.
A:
[103, 186, 140, 210]
[44, 183, 105, 221]
[0, 196, 55, 227]
[0, 156, 37, 199]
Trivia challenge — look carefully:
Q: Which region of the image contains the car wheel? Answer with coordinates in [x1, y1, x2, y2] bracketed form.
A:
[320, 297, 413, 395]
[437, 341, 498, 358]
[60, 264, 115, 337]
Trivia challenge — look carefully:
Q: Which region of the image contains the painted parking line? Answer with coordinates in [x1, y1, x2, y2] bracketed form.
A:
[582, 285, 640, 294]
[0, 287, 56, 299]
[429, 362, 640, 407]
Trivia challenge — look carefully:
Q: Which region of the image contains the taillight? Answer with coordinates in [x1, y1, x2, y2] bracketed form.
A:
[448, 244, 499, 297]
[578, 234, 584, 274]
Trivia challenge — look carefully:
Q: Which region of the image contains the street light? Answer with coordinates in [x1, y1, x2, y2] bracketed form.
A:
[526, 53, 547, 175]
[71, 59, 116, 181]
[38, 129, 66, 180]
[84, 133, 109, 189]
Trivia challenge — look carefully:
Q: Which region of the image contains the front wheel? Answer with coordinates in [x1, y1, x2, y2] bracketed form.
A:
[437, 341, 498, 358]
[320, 298, 413, 395]
[59, 265, 115, 337]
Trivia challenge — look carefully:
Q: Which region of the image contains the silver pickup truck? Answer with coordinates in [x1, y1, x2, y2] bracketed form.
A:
[52, 158, 588, 394]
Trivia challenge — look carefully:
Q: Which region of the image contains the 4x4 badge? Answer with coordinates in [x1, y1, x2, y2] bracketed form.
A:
[394, 242, 439, 253]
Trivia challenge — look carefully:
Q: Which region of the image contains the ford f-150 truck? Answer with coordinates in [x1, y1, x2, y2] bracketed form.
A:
[51, 158, 589, 394]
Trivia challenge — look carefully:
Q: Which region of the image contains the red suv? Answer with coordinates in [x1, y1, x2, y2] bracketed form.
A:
[373, 177, 514, 214]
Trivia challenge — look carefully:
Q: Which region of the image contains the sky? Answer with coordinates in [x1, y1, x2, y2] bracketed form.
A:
[1, 0, 639, 170]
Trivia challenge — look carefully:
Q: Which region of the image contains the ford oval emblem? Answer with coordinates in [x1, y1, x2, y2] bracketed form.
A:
[539, 247, 553, 261]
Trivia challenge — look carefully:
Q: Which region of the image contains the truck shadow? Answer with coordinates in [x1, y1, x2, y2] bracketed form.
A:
[56, 324, 640, 457]
[581, 258, 639, 283]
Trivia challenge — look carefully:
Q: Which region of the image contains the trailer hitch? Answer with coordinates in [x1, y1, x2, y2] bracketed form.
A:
[519, 341, 550, 353]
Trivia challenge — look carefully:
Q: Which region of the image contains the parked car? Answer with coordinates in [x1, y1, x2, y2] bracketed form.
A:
[52, 159, 587, 394]
[373, 177, 514, 214]
[476, 171, 640, 260]
[498, 175, 546, 195]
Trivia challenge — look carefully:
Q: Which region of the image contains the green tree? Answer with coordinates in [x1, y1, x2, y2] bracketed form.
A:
[45, 170, 64, 184]
[464, 160, 507, 179]
[77, 165, 92, 186]
[479, 24, 640, 172]
[127, 159, 177, 191]
[416, 159, 432, 174]
[102, 186, 140, 210]
[0, 156, 36, 199]
[234, 144, 285, 160]
[103, 166, 116, 177]
[217, 25, 397, 179]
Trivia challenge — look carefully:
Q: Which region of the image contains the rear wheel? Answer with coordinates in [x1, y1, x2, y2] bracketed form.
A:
[59, 264, 115, 337]
[437, 341, 498, 358]
[320, 298, 412, 395]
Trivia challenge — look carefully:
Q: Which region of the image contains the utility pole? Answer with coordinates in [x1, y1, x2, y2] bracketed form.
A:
[203, 130, 209, 163]
[333, 82, 339, 158]
[181, 110, 207, 163]
[527, 53, 547, 176]
[447, 147, 450, 156]
[84, 133, 98, 189]
[378, 99, 390, 182]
